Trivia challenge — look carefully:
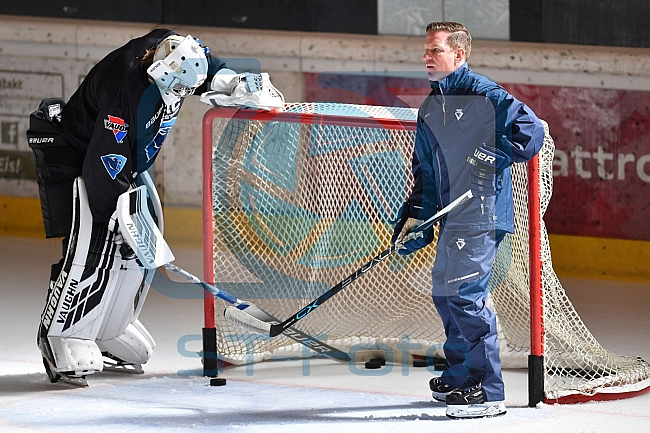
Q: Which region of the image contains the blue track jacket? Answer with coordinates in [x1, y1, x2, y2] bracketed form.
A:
[408, 63, 544, 233]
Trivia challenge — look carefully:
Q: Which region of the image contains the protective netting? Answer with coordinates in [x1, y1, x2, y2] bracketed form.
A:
[205, 102, 650, 402]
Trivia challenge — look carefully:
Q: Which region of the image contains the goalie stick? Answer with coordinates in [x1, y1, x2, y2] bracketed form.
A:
[225, 189, 474, 337]
[116, 186, 350, 362]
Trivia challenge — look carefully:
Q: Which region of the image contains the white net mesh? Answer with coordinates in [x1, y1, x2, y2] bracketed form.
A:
[205, 102, 650, 402]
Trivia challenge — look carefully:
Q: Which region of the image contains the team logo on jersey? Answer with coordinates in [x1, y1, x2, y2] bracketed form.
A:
[104, 115, 129, 143]
[456, 238, 466, 250]
[454, 108, 464, 121]
[101, 154, 127, 180]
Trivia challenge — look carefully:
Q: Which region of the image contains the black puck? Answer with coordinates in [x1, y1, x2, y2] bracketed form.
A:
[369, 357, 386, 366]
[210, 378, 227, 386]
[413, 358, 427, 367]
[364, 360, 383, 369]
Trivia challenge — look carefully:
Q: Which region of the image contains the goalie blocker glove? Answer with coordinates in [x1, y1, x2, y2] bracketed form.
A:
[466, 143, 512, 196]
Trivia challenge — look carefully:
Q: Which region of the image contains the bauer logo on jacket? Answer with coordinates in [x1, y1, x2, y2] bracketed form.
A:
[100, 154, 127, 180]
[104, 115, 129, 143]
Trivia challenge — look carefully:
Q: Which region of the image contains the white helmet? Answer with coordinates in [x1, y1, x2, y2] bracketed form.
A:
[147, 34, 208, 97]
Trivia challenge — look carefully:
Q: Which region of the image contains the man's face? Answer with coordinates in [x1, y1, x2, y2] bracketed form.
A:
[423, 31, 464, 82]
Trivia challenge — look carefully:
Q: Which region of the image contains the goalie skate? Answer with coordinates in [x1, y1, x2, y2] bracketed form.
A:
[41, 356, 88, 388]
[102, 353, 144, 374]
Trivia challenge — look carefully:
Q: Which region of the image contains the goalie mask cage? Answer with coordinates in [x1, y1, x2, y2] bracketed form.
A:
[201, 102, 650, 406]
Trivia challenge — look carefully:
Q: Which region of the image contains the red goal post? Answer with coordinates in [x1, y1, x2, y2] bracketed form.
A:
[201, 102, 650, 406]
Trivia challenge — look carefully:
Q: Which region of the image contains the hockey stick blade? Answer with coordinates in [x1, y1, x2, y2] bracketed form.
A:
[225, 306, 270, 334]
[225, 189, 474, 338]
[161, 265, 350, 362]
[225, 305, 351, 360]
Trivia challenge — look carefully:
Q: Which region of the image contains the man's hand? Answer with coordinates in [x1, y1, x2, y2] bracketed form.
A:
[392, 214, 435, 256]
[467, 143, 512, 196]
[395, 217, 424, 245]
[391, 201, 436, 255]
[471, 143, 512, 171]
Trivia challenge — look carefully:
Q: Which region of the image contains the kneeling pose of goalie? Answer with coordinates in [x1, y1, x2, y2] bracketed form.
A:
[392, 22, 544, 419]
[27, 29, 283, 386]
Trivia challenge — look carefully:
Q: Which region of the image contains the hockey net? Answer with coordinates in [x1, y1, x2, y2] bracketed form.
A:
[202, 102, 650, 404]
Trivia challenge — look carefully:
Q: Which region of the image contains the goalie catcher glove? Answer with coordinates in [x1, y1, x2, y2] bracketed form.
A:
[391, 201, 436, 256]
[200, 72, 285, 111]
[466, 143, 512, 196]
[210, 68, 239, 94]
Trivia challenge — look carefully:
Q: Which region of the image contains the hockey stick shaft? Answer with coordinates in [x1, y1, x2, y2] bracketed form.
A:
[226, 189, 473, 337]
[162, 263, 245, 306]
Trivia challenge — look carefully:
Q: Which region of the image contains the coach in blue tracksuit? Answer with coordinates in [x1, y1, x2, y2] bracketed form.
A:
[392, 22, 544, 419]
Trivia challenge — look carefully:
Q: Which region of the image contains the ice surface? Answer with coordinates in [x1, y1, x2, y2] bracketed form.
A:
[1, 237, 649, 432]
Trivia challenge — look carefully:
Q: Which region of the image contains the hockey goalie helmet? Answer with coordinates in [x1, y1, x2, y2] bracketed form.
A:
[147, 34, 208, 97]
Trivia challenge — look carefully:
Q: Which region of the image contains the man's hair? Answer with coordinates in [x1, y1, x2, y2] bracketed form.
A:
[425, 22, 472, 61]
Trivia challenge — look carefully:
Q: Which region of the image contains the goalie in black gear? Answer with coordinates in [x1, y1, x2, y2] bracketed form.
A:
[37, 176, 159, 385]
[26, 29, 269, 385]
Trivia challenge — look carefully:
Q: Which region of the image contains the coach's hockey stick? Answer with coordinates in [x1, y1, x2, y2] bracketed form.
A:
[225, 189, 474, 337]
[116, 186, 351, 362]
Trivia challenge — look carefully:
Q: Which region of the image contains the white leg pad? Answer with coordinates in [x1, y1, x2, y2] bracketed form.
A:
[40, 177, 162, 376]
[95, 258, 156, 364]
[96, 320, 155, 365]
[44, 179, 123, 341]
[95, 258, 150, 340]
[39, 178, 123, 376]
[47, 337, 103, 375]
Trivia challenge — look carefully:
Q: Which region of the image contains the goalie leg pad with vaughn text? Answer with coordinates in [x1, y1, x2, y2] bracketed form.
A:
[38, 178, 121, 380]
